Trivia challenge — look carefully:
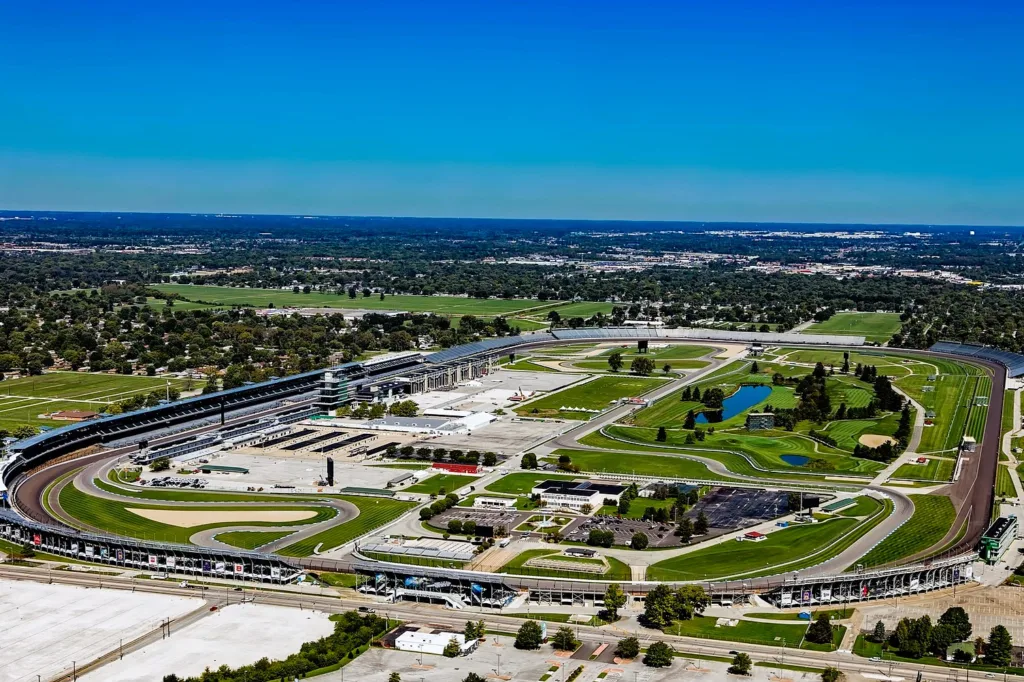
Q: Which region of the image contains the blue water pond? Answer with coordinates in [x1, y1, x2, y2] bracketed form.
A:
[780, 454, 810, 466]
[695, 384, 772, 423]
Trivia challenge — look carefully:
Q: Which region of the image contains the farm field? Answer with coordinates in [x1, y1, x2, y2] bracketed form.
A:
[855, 494, 955, 567]
[514, 375, 668, 419]
[404, 473, 480, 495]
[891, 457, 954, 482]
[802, 312, 903, 343]
[153, 283, 565, 315]
[0, 372, 193, 432]
[648, 518, 861, 581]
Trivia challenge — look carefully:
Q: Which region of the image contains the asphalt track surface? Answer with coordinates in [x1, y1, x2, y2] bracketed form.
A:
[11, 342, 1003, 585]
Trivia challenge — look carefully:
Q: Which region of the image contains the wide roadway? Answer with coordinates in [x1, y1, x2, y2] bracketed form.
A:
[0, 563, 1016, 682]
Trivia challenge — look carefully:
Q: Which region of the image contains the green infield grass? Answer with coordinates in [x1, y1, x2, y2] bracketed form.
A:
[514, 375, 668, 419]
[891, 458, 954, 482]
[404, 474, 480, 495]
[214, 531, 293, 550]
[598, 496, 677, 519]
[648, 519, 861, 581]
[58, 481, 335, 544]
[497, 549, 631, 581]
[277, 496, 416, 556]
[836, 496, 883, 517]
[855, 494, 955, 567]
[505, 359, 560, 372]
[550, 448, 726, 481]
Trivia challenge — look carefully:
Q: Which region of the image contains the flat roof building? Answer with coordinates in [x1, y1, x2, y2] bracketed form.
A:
[394, 631, 477, 657]
[532, 480, 627, 512]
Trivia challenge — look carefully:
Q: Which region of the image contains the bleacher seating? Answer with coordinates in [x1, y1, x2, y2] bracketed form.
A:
[930, 341, 1024, 377]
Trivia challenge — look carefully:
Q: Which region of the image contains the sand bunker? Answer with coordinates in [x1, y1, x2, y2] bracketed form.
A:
[859, 434, 896, 448]
[127, 509, 317, 528]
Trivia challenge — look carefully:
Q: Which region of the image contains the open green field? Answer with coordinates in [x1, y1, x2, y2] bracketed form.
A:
[484, 472, 578, 495]
[803, 312, 903, 343]
[277, 496, 416, 556]
[550, 448, 732, 482]
[598, 496, 676, 519]
[153, 283, 559, 315]
[601, 424, 884, 476]
[855, 494, 955, 567]
[59, 481, 334, 544]
[0, 372, 193, 432]
[892, 458, 954, 482]
[545, 301, 617, 318]
[404, 474, 480, 495]
[214, 531, 293, 550]
[515, 375, 667, 419]
[498, 549, 631, 581]
[571, 358, 709, 373]
[663, 616, 811, 648]
[599, 344, 715, 360]
[145, 296, 224, 311]
[648, 519, 861, 581]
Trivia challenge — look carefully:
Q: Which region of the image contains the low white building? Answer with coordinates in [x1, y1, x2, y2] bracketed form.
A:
[395, 631, 477, 657]
[473, 496, 517, 510]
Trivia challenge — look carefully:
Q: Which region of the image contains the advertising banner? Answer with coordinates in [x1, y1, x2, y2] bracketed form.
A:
[202, 560, 212, 572]
[32, 533, 41, 546]
[148, 555, 158, 566]
[116, 548, 124, 562]
[234, 563, 244, 574]
[215, 561, 226, 572]
[166, 557, 176, 568]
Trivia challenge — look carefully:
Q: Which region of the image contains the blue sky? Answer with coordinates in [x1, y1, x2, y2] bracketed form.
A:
[1, 0, 1022, 224]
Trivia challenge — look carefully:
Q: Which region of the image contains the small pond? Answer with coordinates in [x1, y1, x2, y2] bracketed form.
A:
[695, 384, 772, 423]
[780, 454, 810, 466]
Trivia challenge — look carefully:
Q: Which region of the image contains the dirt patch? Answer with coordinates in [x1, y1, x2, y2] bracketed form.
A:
[859, 434, 896, 448]
[126, 508, 317, 528]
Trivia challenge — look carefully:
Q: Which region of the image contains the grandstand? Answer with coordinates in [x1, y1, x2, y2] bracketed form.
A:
[930, 341, 1024, 377]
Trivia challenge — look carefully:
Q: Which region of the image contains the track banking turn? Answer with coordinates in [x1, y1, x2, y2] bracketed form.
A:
[0, 327, 1012, 588]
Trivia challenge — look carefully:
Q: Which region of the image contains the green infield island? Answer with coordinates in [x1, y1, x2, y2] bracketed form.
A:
[514, 375, 669, 419]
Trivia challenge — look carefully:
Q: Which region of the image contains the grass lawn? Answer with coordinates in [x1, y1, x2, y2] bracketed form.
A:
[663, 616, 808, 647]
[277, 496, 416, 556]
[515, 375, 668, 419]
[498, 549, 631, 580]
[837, 496, 883, 517]
[892, 458, 955, 482]
[648, 519, 861, 581]
[748, 609, 857, 622]
[506, 359, 559, 372]
[598, 496, 677, 519]
[59, 481, 334, 544]
[214, 530, 293, 550]
[550, 449, 726, 481]
[153, 283, 557, 315]
[404, 474, 480, 495]
[803, 312, 903, 343]
[484, 472, 578, 495]
[457, 493, 538, 510]
[897, 373, 978, 454]
[800, 626, 847, 652]
[571, 359, 708, 373]
[996, 464, 1017, 499]
[856, 494, 955, 567]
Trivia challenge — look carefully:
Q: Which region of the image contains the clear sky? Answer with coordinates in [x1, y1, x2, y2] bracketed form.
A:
[1, 1, 1022, 225]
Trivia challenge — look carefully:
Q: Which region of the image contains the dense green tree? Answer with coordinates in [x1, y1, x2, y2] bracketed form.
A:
[643, 641, 674, 668]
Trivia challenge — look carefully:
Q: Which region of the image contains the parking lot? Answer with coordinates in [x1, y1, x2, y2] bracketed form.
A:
[564, 515, 680, 548]
[685, 487, 790, 530]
